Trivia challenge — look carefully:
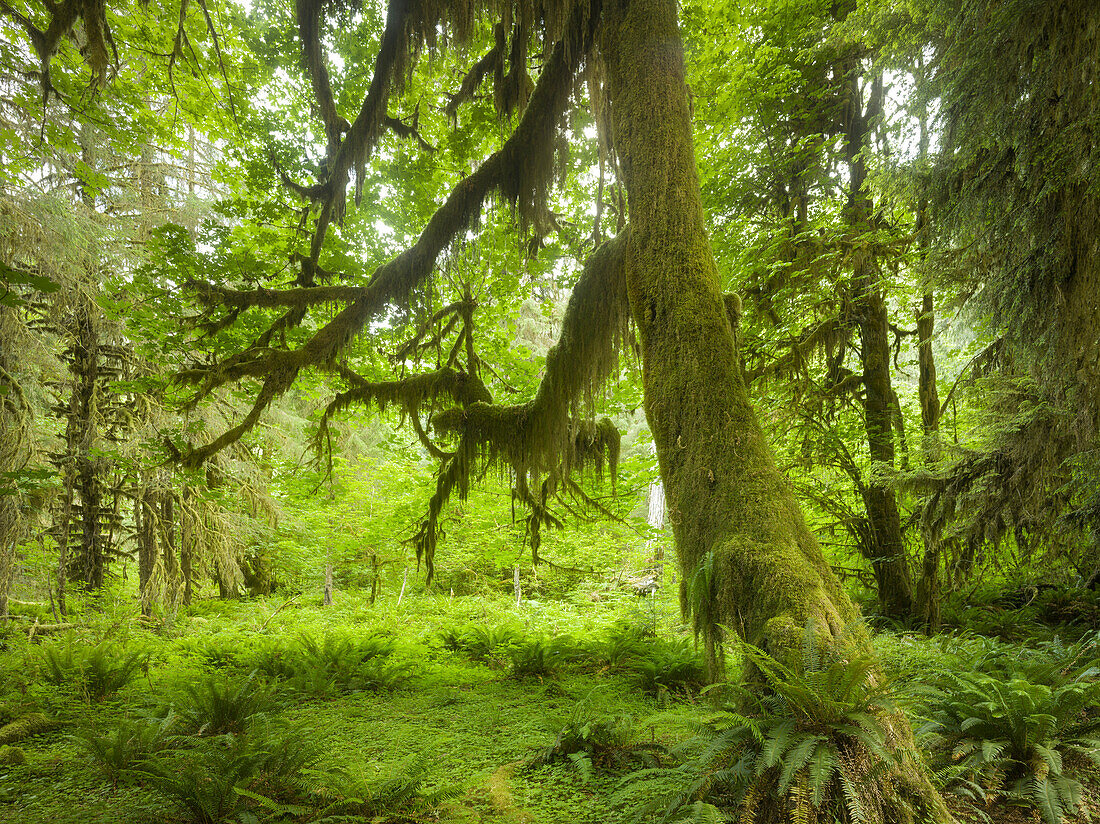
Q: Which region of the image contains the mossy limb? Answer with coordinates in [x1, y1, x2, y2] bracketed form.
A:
[0, 713, 57, 745]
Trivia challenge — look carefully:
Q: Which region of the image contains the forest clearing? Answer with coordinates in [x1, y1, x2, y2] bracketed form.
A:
[2, 0, 1099, 821]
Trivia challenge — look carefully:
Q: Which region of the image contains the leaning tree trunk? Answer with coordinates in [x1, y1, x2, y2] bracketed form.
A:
[600, 0, 952, 820]
[602, 0, 859, 673]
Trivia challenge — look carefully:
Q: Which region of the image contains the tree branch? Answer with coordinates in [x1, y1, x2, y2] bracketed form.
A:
[181, 0, 601, 463]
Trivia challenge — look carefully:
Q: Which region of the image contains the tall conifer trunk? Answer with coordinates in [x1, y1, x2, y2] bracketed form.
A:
[841, 68, 914, 619]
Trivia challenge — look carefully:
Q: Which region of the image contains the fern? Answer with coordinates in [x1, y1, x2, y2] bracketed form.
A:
[248, 632, 411, 698]
[531, 707, 667, 776]
[624, 637, 707, 699]
[176, 673, 279, 737]
[301, 754, 462, 821]
[41, 638, 149, 701]
[129, 722, 322, 823]
[509, 634, 581, 679]
[437, 622, 522, 666]
[919, 669, 1100, 823]
[72, 710, 178, 786]
[616, 629, 909, 824]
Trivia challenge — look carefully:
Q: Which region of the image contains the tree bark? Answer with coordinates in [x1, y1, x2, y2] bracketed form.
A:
[842, 68, 914, 619]
[855, 273, 914, 618]
[161, 486, 179, 606]
[602, 0, 861, 671]
[600, 2, 953, 819]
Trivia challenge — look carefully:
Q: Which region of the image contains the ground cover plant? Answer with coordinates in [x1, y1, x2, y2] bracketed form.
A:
[3, 578, 1099, 824]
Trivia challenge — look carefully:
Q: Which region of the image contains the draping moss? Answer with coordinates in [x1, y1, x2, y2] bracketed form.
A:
[415, 235, 629, 578]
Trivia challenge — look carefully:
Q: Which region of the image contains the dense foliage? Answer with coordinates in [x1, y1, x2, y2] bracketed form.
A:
[1, 0, 1098, 821]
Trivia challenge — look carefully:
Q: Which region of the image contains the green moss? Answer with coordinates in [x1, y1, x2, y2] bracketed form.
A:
[0, 712, 57, 745]
[0, 745, 25, 765]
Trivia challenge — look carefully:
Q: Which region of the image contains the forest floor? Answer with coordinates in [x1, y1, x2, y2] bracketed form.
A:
[1, 584, 1098, 824]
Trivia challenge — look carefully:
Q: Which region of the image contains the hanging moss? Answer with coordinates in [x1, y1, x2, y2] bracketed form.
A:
[413, 235, 628, 579]
[445, 23, 507, 121]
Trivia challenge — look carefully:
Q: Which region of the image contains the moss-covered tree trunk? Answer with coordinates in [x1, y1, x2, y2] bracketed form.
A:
[854, 262, 914, 619]
[600, 1, 953, 819]
[65, 301, 105, 591]
[601, 0, 858, 673]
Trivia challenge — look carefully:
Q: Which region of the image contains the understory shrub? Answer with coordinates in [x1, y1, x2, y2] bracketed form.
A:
[919, 670, 1100, 823]
[40, 638, 149, 701]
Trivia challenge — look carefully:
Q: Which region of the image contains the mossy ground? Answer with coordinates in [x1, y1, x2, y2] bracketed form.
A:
[0, 586, 698, 824]
[2, 584, 1098, 824]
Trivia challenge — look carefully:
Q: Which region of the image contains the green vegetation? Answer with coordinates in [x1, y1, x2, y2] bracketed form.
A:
[2, 0, 1100, 821]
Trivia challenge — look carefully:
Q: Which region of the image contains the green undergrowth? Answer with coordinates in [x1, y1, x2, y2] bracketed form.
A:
[0, 586, 699, 824]
[3, 586, 1098, 824]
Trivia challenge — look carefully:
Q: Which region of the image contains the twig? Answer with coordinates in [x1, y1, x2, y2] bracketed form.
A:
[260, 593, 301, 630]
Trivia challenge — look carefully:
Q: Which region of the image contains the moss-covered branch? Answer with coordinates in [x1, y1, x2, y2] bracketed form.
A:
[320, 365, 493, 432]
[412, 234, 628, 578]
[188, 281, 368, 312]
[182, 0, 600, 464]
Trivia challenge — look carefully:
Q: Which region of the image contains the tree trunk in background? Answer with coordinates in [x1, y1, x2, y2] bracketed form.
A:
[855, 275, 914, 618]
[913, 89, 943, 630]
[58, 299, 105, 592]
[180, 486, 194, 606]
[843, 69, 914, 620]
[161, 486, 179, 606]
[915, 290, 943, 630]
[137, 485, 158, 617]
